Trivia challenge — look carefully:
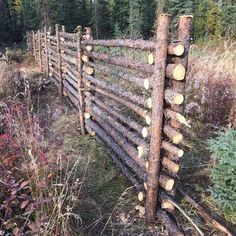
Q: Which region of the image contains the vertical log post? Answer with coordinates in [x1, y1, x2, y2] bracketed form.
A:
[62, 25, 66, 33]
[145, 14, 170, 224]
[55, 24, 63, 98]
[170, 16, 192, 129]
[38, 29, 42, 70]
[76, 26, 85, 135]
[32, 31, 36, 59]
[44, 26, 49, 78]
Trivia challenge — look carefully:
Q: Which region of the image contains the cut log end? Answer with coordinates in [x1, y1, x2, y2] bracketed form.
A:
[147, 97, 152, 109]
[159, 175, 175, 191]
[145, 161, 149, 170]
[137, 146, 144, 158]
[168, 44, 185, 56]
[89, 131, 96, 136]
[144, 79, 150, 90]
[148, 53, 154, 65]
[82, 55, 89, 62]
[84, 112, 91, 119]
[145, 115, 151, 125]
[172, 133, 183, 144]
[161, 199, 175, 211]
[142, 127, 149, 138]
[165, 89, 184, 105]
[83, 66, 94, 75]
[144, 182, 147, 191]
[173, 64, 186, 81]
[178, 150, 184, 157]
[138, 192, 145, 202]
[162, 157, 180, 174]
[85, 45, 93, 51]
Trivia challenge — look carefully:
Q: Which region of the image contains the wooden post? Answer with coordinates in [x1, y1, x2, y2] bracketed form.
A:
[55, 24, 63, 98]
[38, 30, 42, 69]
[145, 14, 170, 223]
[76, 26, 85, 135]
[170, 16, 193, 129]
[62, 25, 66, 33]
[32, 31, 36, 59]
[44, 27, 49, 77]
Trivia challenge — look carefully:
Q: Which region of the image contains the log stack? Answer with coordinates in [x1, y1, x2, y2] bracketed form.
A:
[26, 13, 192, 234]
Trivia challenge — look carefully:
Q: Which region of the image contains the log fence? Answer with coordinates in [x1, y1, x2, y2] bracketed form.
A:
[27, 13, 192, 234]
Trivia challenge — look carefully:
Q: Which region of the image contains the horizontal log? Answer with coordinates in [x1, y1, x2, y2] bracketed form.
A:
[165, 89, 184, 105]
[138, 191, 145, 202]
[61, 53, 77, 65]
[148, 53, 154, 65]
[157, 210, 184, 236]
[86, 95, 144, 134]
[164, 125, 183, 144]
[63, 80, 78, 98]
[165, 109, 186, 125]
[159, 174, 175, 191]
[82, 39, 155, 50]
[107, 149, 143, 191]
[62, 73, 78, 90]
[84, 50, 154, 74]
[83, 65, 94, 75]
[84, 83, 151, 121]
[161, 141, 184, 158]
[90, 105, 148, 149]
[85, 119, 147, 180]
[84, 61, 148, 89]
[62, 66, 77, 83]
[162, 157, 180, 174]
[60, 32, 76, 39]
[64, 88, 78, 108]
[166, 64, 186, 81]
[47, 35, 57, 41]
[168, 44, 185, 56]
[83, 73, 149, 108]
[60, 47, 77, 57]
[49, 66, 60, 78]
[91, 113, 147, 170]
[60, 40, 77, 49]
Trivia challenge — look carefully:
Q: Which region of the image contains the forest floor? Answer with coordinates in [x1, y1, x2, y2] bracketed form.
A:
[0, 45, 235, 235]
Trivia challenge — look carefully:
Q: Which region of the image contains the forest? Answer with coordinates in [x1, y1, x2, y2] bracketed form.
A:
[0, 0, 236, 45]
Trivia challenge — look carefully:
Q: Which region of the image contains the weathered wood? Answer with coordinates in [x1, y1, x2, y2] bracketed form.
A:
[82, 39, 155, 50]
[55, 24, 63, 97]
[62, 73, 78, 89]
[63, 80, 78, 98]
[84, 50, 154, 74]
[159, 174, 175, 191]
[157, 210, 184, 236]
[60, 47, 77, 57]
[165, 89, 184, 105]
[38, 30, 42, 70]
[164, 125, 183, 144]
[165, 109, 187, 125]
[107, 149, 143, 191]
[170, 16, 192, 129]
[44, 27, 49, 77]
[83, 72, 149, 108]
[83, 82, 151, 121]
[76, 26, 85, 135]
[60, 40, 77, 49]
[178, 189, 234, 236]
[168, 44, 185, 56]
[146, 13, 170, 223]
[91, 105, 148, 149]
[91, 113, 147, 170]
[161, 141, 184, 158]
[162, 157, 180, 174]
[85, 61, 148, 89]
[166, 64, 186, 81]
[83, 65, 94, 75]
[85, 119, 147, 180]
[61, 53, 77, 65]
[60, 31, 76, 39]
[86, 95, 144, 134]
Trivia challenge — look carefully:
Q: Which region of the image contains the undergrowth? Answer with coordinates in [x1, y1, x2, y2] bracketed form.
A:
[207, 128, 236, 224]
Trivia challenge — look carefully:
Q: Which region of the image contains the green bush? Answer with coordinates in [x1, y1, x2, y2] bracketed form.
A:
[207, 128, 236, 222]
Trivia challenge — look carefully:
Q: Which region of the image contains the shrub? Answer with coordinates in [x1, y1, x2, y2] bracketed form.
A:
[207, 128, 236, 222]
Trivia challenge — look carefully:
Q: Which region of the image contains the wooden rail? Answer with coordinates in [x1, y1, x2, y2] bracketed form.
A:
[26, 13, 192, 233]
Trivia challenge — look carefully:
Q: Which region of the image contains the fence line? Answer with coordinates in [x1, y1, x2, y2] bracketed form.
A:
[27, 13, 192, 233]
